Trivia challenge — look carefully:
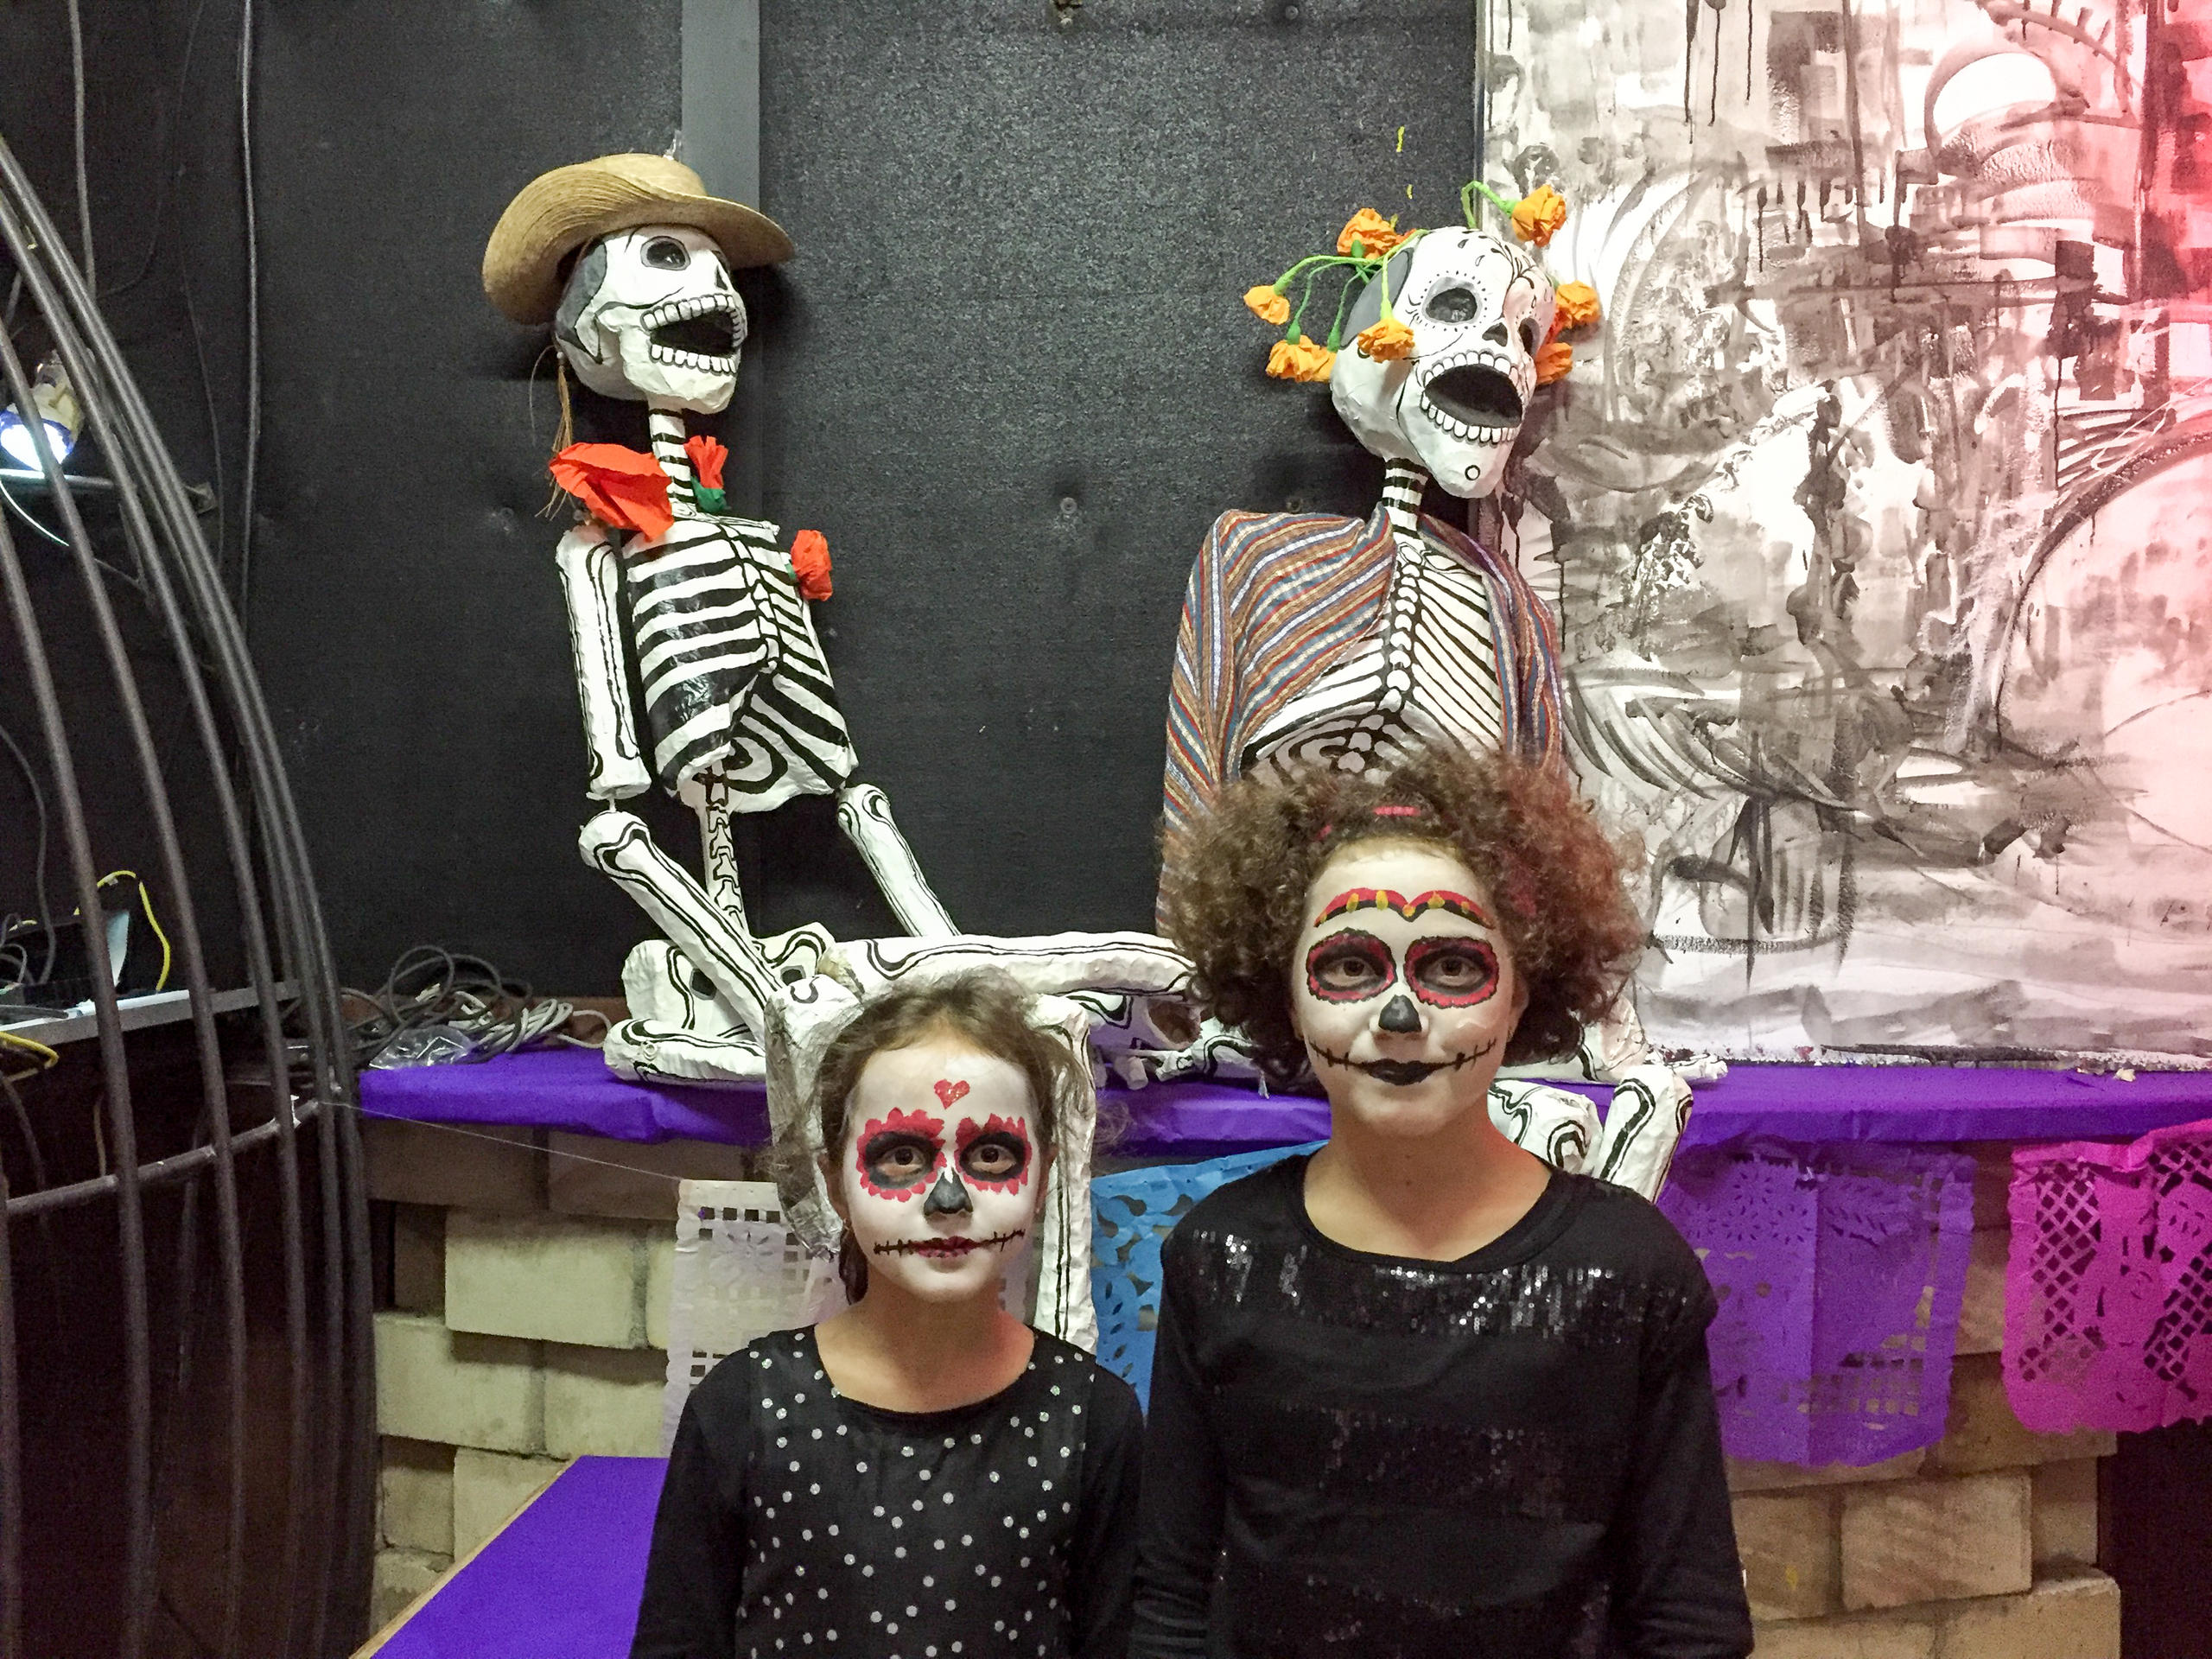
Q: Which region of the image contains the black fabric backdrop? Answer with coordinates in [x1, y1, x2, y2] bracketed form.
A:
[213, 2, 1469, 990]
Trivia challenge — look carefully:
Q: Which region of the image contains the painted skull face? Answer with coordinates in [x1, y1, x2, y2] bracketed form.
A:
[1332, 227, 1555, 499]
[1292, 841, 1524, 1136]
[552, 225, 749, 413]
[836, 1038, 1041, 1302]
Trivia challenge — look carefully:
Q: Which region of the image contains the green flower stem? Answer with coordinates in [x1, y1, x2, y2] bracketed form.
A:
[1461, 178, 1521, 230]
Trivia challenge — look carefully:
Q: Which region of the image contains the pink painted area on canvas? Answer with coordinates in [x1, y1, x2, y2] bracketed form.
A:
[2005, 1115, 2212, 1433]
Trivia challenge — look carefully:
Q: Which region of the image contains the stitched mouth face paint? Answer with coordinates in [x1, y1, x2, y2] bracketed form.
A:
[1292, 844, 1522, 1135]
[837, 1039, 1043, 1302]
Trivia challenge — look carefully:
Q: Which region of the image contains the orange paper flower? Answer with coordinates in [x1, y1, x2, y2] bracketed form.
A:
[1354, 316, 1415, 361]
[1244, 284, 1292, 325]
[549, 442, 673, 539]
[1336, 207, 1408, 259]
[1552, 281, 1601, 331]
[1266, 338, 1337, 383]
[1535, 340, 1574, 385]
[790, 529, 833, 601]
[1511, 185, 1569, 247]
[683, 433, 728, 491]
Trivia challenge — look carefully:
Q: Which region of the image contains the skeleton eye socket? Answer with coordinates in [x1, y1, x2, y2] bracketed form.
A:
[1426, 285, 1481, 325]
[642, 236, 692, 271]
[1519, 320, 1539, 354]
[861, 1132, 937, 1191]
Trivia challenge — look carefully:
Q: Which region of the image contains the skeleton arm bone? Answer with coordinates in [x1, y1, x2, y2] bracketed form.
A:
[556, 524, 652, 800]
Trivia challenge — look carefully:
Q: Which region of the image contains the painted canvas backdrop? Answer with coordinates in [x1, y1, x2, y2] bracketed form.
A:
[1482, 0, 2212, 1057]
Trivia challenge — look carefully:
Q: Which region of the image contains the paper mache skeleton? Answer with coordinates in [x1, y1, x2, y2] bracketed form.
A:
[1158, 184, 1696, 1198]
[484, 155, 1192, 1339]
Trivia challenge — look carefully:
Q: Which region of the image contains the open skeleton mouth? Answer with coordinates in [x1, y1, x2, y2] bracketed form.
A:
[1310, 1042, 1494, 1088]
[872, 1229, 1027, 1259]
[1418, 349, 1524, 444]
[644, 294, 741, 372]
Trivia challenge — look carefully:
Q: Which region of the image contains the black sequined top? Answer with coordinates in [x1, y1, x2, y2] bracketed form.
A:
[633, 1326, 1144, 1659]
[1131, 1159, 1752, 1659]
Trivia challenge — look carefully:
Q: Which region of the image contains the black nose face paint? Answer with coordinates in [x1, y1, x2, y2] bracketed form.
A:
[922, 1168, 972, 1217]
[1377, 994, 1422, 1034]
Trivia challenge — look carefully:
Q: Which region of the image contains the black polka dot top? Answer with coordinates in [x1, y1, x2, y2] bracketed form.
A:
[632, 1325, 1144, 1659]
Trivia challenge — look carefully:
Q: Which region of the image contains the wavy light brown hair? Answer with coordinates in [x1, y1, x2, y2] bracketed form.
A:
[1160, 743, 1644, 1083]
[791, 971, 1086, 1300]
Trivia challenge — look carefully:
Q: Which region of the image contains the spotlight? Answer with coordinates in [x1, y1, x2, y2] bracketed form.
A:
[0, 358, 81, 470]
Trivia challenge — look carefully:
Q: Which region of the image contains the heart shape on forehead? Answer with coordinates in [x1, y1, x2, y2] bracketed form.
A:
[933, 1078, 971, 1108]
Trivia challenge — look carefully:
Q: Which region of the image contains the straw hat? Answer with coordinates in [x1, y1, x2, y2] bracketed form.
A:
[483, 153, 793, 325]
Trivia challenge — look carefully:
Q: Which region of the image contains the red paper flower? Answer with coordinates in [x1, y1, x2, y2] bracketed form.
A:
[549, 443, 673, 539]
[683, 434, 728, 492]
[791, 529, 833, 601]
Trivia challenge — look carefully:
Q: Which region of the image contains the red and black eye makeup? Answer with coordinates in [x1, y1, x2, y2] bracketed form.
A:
[953, 1113, 1033, 1193]
[1304, 929, 1397, 1002]
[855, 1107, 944, 1199]
[1405, 936, 1500, 1007]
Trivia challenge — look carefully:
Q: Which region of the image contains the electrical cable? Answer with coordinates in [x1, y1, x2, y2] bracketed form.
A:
[0, 718, 54, 988]
[96, 871, 172, 992]
[0, 1031, 59, 1084]
[0, 473, 66, 549]
[342, 945, 603, 1070]
[67, 0, 93, 294]
[99, 0, 216, 302]
[235, 0, 260, 609]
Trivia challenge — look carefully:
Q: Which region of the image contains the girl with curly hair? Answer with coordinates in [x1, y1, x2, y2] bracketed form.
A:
[1134, 741, 1750, 1659]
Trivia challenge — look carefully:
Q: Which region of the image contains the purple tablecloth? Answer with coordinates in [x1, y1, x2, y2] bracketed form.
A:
[370, 1455, 664, 1658]
[360, 1046, 2212, 1155]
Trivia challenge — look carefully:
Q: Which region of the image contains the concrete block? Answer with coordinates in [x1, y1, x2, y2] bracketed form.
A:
[1934, 1571, 2120, 1659]
[1729, 1449, 1924, 1493]
[390, 1203, 444, 1315]
[1841, 1472, 2032, 1610]
[378, 1436, 454, 1555]
[545, 1343, 668, 1458]
[373, 1311, 543, 1453]
[364, 1119, 543, 1212]
[1751, 1609, 1936, 1659]
[453, 1447, 570, 1556]
[549, 1133, 756, 1220]
[445, 1211, 651, 1349]
[645, 1228, 675, 1352]
[1929, 1354, 2115, 1474]
[2030, 1458, 2099, 1568]
[1735, 1490, 1840, 1621]
[1968, 1144, 2016, 1231]
[1955, 1230, 2007, 1356]
[370, 1546, 448, 1632]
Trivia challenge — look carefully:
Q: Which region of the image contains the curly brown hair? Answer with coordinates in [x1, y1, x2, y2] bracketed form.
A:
[1159, 742, 1645, 1083]
[786, 971, 1088, 1300]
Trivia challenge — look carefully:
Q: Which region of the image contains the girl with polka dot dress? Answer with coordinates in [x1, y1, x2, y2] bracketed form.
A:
[632, 976, 1144, 1659]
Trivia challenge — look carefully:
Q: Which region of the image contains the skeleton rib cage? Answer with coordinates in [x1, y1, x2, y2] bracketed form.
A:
[623, 417, 859, 806]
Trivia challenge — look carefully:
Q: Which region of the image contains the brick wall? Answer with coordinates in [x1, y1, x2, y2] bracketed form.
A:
[364, 1132, 2122, 1653]
[362, 1121, 755, 1630]
[1730, 1147, 2120, 1658]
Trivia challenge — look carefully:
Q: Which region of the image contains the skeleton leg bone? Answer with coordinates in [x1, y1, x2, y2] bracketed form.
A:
[836, 783, 959, 939]
[579, 809, 784, 1032]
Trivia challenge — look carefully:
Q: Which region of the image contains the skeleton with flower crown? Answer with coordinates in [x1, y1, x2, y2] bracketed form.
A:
[1157, 182, 1695, 1199]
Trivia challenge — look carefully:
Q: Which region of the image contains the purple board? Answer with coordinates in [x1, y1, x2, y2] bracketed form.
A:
[369, 1456, 664, 1658]
[361, 1047, 2212, 1154]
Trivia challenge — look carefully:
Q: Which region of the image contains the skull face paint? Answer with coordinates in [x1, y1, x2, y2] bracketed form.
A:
[1331, 227, 1555, 499]
[553, 225, 749, 413]
[1292, 842, 1524, 1136]
[836, 1038, 1040, 1302]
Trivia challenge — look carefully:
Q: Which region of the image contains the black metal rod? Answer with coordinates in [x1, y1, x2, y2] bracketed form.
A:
[0, 506, 154, 1659]
[0, 1156, 19, 1659]
[0, 299, 251, 1659]
[3, 1108, 313, 1221]
[0, 131, 365, 1652]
